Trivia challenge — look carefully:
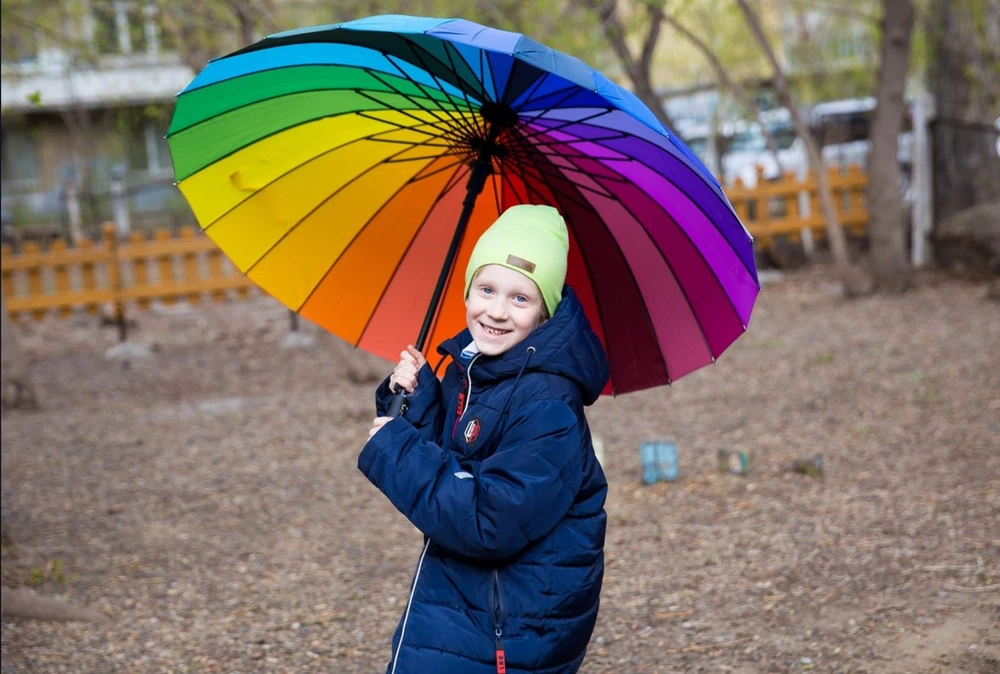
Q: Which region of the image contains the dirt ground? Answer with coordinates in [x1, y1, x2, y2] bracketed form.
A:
[2, 265, 998, 674]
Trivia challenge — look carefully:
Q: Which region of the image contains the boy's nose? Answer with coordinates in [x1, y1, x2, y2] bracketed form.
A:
[487, 300, 507, 320]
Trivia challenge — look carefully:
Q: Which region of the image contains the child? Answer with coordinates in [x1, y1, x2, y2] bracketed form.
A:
[360, 204, 610, 674]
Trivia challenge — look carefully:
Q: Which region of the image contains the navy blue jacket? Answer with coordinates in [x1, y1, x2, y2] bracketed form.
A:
[358, 287, 610, 674]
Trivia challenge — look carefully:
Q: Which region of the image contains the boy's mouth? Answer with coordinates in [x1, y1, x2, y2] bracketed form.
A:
[479, 323, 511, 337]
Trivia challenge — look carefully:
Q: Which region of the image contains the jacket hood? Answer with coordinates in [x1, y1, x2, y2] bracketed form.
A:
[439, 286, 610, 405]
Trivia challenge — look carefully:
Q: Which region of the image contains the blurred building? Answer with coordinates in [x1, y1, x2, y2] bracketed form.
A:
[1, 2, 194, 236]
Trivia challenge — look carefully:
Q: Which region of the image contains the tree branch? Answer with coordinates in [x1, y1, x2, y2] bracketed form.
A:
[639, 2, 664, 77]
[660, 11, 783, 166]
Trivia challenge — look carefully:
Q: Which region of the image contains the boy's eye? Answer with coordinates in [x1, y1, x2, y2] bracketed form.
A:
[514, 295, 528, 303]
[481, 286, 494, 295]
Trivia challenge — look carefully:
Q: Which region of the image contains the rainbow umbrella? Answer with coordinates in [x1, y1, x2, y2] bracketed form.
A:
[166, 14, 759, 396]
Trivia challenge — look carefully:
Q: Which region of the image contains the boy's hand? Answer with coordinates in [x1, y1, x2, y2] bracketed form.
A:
[389, 345, 427, 394]
[368, 416, 392, 440]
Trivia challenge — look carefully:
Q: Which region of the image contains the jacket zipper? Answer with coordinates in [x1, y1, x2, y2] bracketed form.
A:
[390, 539, 430, 674]
[491, 569, 507, 674]
[451, 353, 480, 439]
[459, 354, 480, 422]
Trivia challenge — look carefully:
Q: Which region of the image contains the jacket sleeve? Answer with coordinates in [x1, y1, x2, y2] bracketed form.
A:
[358, 398, 583, 563]
[374, 363, 443, 441]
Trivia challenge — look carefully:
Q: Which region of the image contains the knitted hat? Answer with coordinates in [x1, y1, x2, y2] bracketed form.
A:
[464, 205, 569, 317]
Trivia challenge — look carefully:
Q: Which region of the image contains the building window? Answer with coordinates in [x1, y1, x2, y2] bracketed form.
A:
[1, 126, 42, 186]
[89, 1, 162, 56]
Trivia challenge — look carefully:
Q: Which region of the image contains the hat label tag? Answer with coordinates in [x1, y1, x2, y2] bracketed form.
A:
[506, 254, 536, 273]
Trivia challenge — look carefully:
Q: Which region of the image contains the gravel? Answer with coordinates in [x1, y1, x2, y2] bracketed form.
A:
[2, 265, 998, 673]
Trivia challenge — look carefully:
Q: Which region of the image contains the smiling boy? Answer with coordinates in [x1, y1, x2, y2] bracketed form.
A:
[360, 204, 610, 674]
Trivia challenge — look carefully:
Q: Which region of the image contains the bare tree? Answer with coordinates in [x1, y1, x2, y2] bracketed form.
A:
[660, 9, 783, 168]
[867, 0, 915, 292]
[585, 0, 675, 130]
[736, 0, 871, 296]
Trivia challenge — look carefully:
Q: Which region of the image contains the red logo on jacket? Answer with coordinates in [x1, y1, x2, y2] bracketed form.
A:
[464, 418, 481, 444]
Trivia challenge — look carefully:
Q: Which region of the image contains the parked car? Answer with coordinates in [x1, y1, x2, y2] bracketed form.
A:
[715, 99, 913, 195]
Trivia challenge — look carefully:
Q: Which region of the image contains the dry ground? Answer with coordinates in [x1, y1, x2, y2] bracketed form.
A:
[2, 266, 998, 673]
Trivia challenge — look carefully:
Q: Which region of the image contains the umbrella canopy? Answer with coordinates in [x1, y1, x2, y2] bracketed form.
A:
[167, 14, 759, 394]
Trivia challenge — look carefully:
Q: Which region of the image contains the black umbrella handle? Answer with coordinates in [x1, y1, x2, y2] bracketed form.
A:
[386, 386, 409, 418]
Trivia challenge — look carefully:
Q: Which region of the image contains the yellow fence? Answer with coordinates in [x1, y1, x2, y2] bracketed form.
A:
[728, 165, 869, 245]
[2, 225, 255, 321]
[1, 167, 870, 321]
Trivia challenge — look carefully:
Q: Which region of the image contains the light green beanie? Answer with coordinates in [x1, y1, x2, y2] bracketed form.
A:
[464, 204, 569, 317]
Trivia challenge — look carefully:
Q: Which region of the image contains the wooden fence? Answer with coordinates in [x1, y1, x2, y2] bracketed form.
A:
[1, 167, 870, 322]
[1, 225, 255, 322]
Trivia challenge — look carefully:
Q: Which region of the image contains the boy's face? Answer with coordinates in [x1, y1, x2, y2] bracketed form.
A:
[466, 264, 545, 356]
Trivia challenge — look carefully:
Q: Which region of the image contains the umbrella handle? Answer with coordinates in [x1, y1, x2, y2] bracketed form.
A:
[387, 387, 408, 418]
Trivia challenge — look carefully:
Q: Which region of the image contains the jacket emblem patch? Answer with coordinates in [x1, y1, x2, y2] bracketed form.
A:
[464, 418, 482, 444]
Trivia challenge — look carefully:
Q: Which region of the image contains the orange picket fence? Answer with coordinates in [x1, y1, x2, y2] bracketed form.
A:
[1, 225, 255, 321]
[1, 167, 869, 321]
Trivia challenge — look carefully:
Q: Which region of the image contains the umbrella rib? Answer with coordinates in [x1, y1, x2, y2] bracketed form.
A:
[441, 41, 490, 118]
[529, 122, 758, 290]
[381, 52, 477, 139]
[514, 82, 581, 112]
[506, 167, 623, 393]
[516, 133, 630, 148]
[407, 157, 466, 182]
[169, 82, 472, 137]
[355, 164, 469, 349]
[504, 69, 550, 113]
[503, 139, 624, 196]
[526, 162, 673, 386]
[499, 152, 597, 213]
[200, 133, 373, 230]
[370, 138, 454, 149]
[362, 68, 475, 125]
[490, 161, 503, 210]
[389, 42, 482, 143]
[366, 62, 479, 111]
[292, 159, 460, 316]
[528, 115, 756, 274]
[509, 85, 587, 134]
[552, 146, 742, 353]
[385, 152, 462, 163]
[176, 108, 451, 184]
[359, 112, 469, 142]
[505, 133, 673, 383]
[496, 170, 528, 205]
[533, 111, 746, 236]
[506, 142, 631, 184]
[354, 89, 459, 131]
[504, 155, 617, 201]
[479, 49, 496, 103]
[197, 113, 458, 230]
[242, 143, 444, 276]
[516, 109, 616, 142]
[441, 163, 473, 195]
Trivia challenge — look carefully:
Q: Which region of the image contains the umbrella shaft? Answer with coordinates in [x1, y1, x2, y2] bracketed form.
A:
[415, 157, 491, 351]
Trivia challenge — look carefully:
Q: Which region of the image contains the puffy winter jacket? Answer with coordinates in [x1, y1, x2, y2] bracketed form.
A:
[358, 286, 610, 674]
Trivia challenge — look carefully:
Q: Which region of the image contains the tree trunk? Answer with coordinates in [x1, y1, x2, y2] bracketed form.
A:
[868, 0, 915, 292]
[928, 0, 1000, 224]
[735, 0, 871, 296]
[1, 294, 39, 410]
[587, 0, 676, 131]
